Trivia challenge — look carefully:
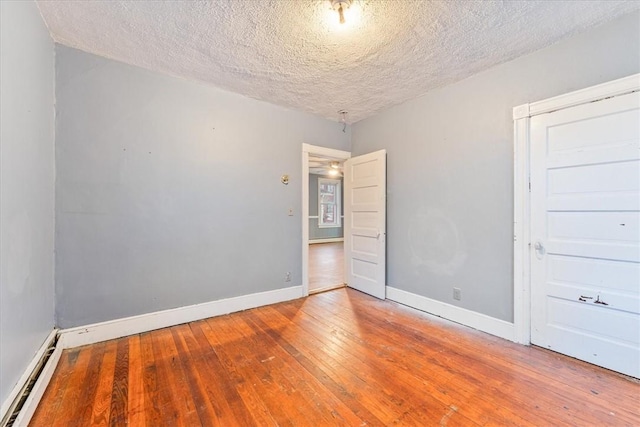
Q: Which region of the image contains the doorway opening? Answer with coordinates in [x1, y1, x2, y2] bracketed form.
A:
[309, 165, 344, 294]
[302, 144, 351, 296]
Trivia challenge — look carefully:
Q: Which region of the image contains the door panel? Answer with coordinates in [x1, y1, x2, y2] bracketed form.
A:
[530, 91, 640, 378]
[344, 150, 386, 299]
[547, 211, 639, 242]
[548, 161, 640, 194]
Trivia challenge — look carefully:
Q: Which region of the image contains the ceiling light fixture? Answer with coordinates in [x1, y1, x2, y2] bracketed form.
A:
[330, 161, 340, 169]
[331, 0, 352, 25]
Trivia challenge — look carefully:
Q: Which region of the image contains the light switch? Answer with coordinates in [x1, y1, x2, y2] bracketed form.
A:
[288, 208, 294, 216]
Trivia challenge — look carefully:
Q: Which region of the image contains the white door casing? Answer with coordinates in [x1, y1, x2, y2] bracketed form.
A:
[344, 150, 387, 299]
[529, 91, 640, 378]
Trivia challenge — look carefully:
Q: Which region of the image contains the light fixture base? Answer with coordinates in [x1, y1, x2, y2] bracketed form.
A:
[331, 0, 352, 10]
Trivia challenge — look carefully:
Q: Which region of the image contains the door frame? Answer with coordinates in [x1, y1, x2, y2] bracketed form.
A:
[302, 143, 351, 297]
[512, 73, 640, 345]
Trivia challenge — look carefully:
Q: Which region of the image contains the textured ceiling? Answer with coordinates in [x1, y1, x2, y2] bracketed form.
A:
[37, 0, 639, 123]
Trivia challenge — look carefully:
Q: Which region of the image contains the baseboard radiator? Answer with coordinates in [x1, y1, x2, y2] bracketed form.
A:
[0, 334, 58, 427]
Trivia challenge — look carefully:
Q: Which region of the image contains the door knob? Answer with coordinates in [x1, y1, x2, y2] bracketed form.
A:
[534, 240, 545, 258]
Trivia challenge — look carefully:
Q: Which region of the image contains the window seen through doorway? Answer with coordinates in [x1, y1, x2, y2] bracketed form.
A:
[318, 178, 341, 228]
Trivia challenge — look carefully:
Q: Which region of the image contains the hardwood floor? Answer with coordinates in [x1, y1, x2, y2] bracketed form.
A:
[309, 242, 344, 293]
[31, 288, 639, 426]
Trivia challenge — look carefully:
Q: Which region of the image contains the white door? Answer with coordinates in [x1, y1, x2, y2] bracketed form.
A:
[344, 150, 386, 299]
[530, 91, 640, 378]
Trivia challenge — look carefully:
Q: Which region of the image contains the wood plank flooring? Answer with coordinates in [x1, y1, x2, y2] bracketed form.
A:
[308, 242, 344, 293]
[31, 288, 639, 426]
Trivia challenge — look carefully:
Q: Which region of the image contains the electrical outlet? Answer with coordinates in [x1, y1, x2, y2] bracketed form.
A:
[453, 287, 461, 301]
[285, 272, 291, 282]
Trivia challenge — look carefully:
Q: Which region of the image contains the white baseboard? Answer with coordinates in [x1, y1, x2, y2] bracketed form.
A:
[11, 344, 63, 427]
[1, 329, 58, 423]
[309, 238, 344, 244]
[386, 287, 516, 342]
[59, 285, 304, 349]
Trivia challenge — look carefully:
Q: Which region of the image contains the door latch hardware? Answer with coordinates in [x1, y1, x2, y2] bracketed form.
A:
[533, 240, 545, 259]
[578, 296, 593, 302]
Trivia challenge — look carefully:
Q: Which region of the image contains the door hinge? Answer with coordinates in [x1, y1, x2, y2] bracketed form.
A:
[528, 180, 531, 192]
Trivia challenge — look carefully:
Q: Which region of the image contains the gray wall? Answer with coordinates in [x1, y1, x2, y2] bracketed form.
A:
[55, 45, 351, 328]
[309, 174, 343, 240]
[351, 11, 640, 322]
[0, 1, 55, 406]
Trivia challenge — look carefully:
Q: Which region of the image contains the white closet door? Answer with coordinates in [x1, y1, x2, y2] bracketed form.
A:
[530, 91, 640, 378]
